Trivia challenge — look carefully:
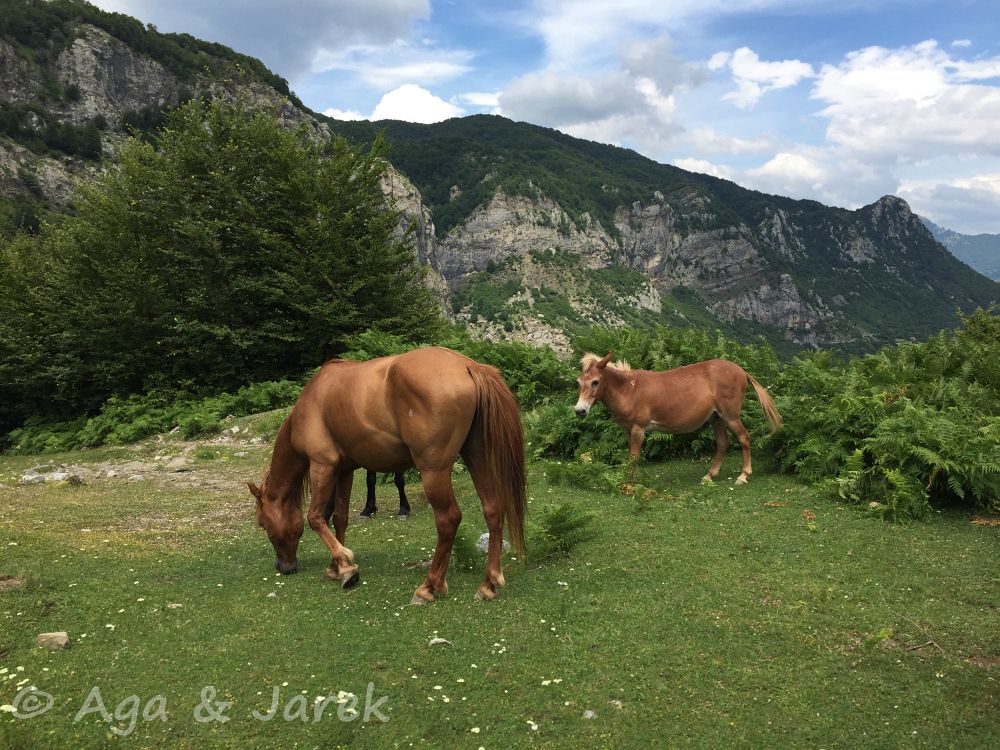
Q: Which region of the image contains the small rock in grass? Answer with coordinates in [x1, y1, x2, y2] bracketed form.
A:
[165, 456, 191, 472]
[36, 632, 70, 650]
[233, 451, 248, 458]
[19, 473, 45, 485]
[582, 709, 596, 719]
[165, 603, 183, 609]
[128, 474, 145, 482]
[48, 472, 83, 484]
[476, 533, 510, 553]
[429, 637, 452, 647]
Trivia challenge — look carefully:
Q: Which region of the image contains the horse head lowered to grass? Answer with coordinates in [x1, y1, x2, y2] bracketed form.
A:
[575, 352, 782, 484]
[248, 347, 526, 604]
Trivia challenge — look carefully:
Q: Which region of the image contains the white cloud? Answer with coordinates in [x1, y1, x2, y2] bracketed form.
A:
[500, 71, 643, 126]
[322, 107, 365, 121]
[689, 128, 773, 155]
[499, 69, 683, 153]
[673, 158, 732, 179]
[312, 42, 474, 88]
[91, 0, 431, 81]
[621, 34, 706, 93]
[898, 174, 1000, 234]
[717, 47, 814, 108]
[748, 152, 826, 187]
[522, 0, 811, 73]
[370, 84, 463, 123]
[740, 146, 895, 208]
[458, 91, 501, 108]
[951, 39, 972, 48]
[812, 41, 1000, 161]
[707, 51, 731, 71]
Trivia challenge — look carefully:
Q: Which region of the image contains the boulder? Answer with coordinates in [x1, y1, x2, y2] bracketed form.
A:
[36, 632, 70, 650]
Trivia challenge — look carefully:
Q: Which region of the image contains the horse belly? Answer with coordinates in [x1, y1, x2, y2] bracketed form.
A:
[343, 435, 414, 474]
[648, 403, 716, 434]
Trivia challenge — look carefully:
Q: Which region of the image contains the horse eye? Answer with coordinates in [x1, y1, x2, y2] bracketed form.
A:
[591, 380, 599, 387]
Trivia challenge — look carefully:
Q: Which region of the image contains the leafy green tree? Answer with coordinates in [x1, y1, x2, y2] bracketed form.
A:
[0, 98, 441, 430]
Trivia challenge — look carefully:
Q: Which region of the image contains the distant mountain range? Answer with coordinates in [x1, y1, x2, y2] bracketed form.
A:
[2, 0, 997, 355]
[921, 218, 1000, 281]
[329, 116, 998, 352]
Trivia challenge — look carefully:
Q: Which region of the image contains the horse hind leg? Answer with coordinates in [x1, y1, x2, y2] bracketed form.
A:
[410, 468, 461, 605]
[359, 470, 377, 519]
[462, 443, 505, 601]
[395, 471, 411, 518]
[703, 416, 730, 484]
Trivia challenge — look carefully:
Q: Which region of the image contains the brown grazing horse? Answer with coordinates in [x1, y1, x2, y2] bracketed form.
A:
[248, 347, 526, 604]
[575, 352, 782, 484]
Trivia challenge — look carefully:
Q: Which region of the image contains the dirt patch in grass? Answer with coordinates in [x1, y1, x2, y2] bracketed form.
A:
[968, 655, 1000, 668]
[0, 575, 24, 591]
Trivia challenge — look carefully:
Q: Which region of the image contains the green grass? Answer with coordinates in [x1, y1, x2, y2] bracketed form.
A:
[1, 446, 998, 749]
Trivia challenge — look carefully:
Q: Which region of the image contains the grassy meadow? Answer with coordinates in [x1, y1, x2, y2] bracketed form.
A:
[0, 420, 998, 749]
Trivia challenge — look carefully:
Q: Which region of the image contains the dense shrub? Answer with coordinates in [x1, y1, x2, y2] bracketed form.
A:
[764, 308, 1000, 519]
[6, 379, 302, 454]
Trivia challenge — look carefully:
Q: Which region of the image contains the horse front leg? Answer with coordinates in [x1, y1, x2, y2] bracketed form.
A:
[410, 469, 461, 605]
[626, 425, 645, 488]
[305, 464, 359, 588]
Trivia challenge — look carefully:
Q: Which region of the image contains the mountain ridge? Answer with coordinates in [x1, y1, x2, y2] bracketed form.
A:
[331, 114, 996, 350]
[1, 0, 996, 354]
[921, 216, 1000, 281]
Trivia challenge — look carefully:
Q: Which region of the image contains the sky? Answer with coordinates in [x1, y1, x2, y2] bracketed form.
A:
[90, 0, 1000, 235]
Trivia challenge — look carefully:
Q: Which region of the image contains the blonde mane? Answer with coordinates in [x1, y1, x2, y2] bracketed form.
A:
[580, 352, 631, 371]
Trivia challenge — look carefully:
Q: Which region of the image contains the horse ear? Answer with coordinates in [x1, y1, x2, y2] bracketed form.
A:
[597, 351, 614, 369]
[247, 481, 262, 500]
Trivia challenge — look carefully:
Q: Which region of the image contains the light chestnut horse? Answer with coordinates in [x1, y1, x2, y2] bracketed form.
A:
[248, 347, 526, 604]
[574, 352, 782, 484]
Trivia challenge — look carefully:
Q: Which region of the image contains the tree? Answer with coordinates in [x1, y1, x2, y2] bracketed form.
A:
[0, 98, 441, 430]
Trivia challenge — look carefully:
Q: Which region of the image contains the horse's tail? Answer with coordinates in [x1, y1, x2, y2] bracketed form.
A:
[465, 364, 527, 556]
[748, 375, 783, 434]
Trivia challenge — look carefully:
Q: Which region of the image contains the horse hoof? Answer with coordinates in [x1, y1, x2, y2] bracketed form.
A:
[396, 513, 410, 520]
[341, 569, 360, 589]
[701, 475, 715, 485]
[475, 584, 496, 601]
[735, 476, 748, 485]
[358, 513, 373, 521]
[409, 592, 433, 605]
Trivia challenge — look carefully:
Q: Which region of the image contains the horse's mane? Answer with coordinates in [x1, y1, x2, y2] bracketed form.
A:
[580, 352, 631, 371]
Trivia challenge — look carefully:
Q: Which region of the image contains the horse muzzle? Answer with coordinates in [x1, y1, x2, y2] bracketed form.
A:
[275, 558, 299, 575]
[574, 402, 591, 418]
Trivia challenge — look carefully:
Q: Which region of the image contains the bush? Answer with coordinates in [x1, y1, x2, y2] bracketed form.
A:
[527, 502, 597, 561]
[6, 378, 304, 453]
[763, 308, 1000, 519]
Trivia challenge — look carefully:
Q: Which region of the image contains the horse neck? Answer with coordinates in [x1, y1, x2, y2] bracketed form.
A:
[599, 366, 637, 417]
[266, 417, 308, 502]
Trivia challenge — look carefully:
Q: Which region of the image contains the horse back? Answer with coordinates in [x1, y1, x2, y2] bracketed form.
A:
[290, 348, 479, 470]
